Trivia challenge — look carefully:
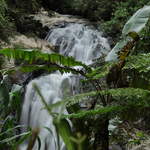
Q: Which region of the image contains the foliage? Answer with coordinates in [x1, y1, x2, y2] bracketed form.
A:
[1, 3, 150, 150]
[86, 62, 113, 80]
[0, 48, 91, 76]
[42, 0, 115, 21]
[64, 88, 150, 108]
[123, 53, 150, 88]
[122, 6, 150, 35]
[0, 0, 7, 26]
[124, 53, 150, 74]
[69, 0, 115, 21]
[106, 5, 150, 62]
[0, 0, 10, 41]
[0, 48, 89, 69]
[1, 0, 149, 42]
[45, 0, 149, 41]
[101, 0, 150, 40]
[7, 0, 41, 12]
[0, 80, 30, 149]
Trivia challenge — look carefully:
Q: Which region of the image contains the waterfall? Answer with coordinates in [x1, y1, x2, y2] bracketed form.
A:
[20, 22, 110, 150]
[46, 23, 110, 64]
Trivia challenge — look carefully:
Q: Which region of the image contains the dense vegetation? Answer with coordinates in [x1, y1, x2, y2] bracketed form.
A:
[0, 0, 150, 150]
[1, 0, 150, 42]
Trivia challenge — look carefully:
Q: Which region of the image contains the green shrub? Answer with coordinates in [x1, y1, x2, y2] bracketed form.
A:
[101, 0, 150, 41]
[0, 0, 7, 26]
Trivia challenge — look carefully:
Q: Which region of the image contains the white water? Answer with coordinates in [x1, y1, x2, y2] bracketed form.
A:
[20, 23, 110, 150]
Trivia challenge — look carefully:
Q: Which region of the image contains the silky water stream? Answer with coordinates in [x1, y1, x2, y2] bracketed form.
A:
[20, 23, 110, 150]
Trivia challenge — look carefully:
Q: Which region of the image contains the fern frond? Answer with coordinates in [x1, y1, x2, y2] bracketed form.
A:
[62, 106, 122, 119]
[63, 87, 150, 119]
[0, 48, 91, 72]
[86, 62, 113, 80]
[124, 53, 150, 73]
[123, 53, 150, 83]
[64, 88, 150, 107]
[0, 0, 7, 26]
[63, 104, 150, 119]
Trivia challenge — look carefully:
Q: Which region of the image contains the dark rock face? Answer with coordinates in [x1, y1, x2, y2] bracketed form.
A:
[40, 0, 115, 21]
[41, 0, 65, 12]
[9, 70, 46, 86]
[7, 4, 49, 40]
[15, 15, 49, 39]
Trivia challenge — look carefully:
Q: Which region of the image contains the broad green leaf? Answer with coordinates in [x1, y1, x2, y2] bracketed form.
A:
[105, 37, 130, 61]
[122, 6, 150, 35]
[106, 5, 150, 62]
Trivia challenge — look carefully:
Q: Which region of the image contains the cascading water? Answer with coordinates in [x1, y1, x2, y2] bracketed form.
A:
[46, 23, 110, 64]
[20, 22, 110, 150]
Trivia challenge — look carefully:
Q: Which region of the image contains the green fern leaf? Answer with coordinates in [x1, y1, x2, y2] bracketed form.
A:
[64, 88, 150, 107]
[0, 48, 91, 71]
[124, 53, 150, 73]
[62, 106, 122, 119]
[86, 62, 113, 80]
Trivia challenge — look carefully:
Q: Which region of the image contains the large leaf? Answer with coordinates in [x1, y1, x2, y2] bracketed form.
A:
[122, 6, 150, 35]
[105, 5, 150, 62]
[105, 38, 129, 62]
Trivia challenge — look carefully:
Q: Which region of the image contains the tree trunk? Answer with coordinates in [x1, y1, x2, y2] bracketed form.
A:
[94, 118, 109, 150]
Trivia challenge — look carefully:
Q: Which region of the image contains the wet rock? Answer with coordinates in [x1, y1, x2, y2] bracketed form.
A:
[31, 11, 89, 28]
[8, 34, 55, 52]
[16, 15, 49, 38]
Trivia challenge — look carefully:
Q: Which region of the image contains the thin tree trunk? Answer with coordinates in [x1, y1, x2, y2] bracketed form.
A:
[94, 118, 109, 150]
